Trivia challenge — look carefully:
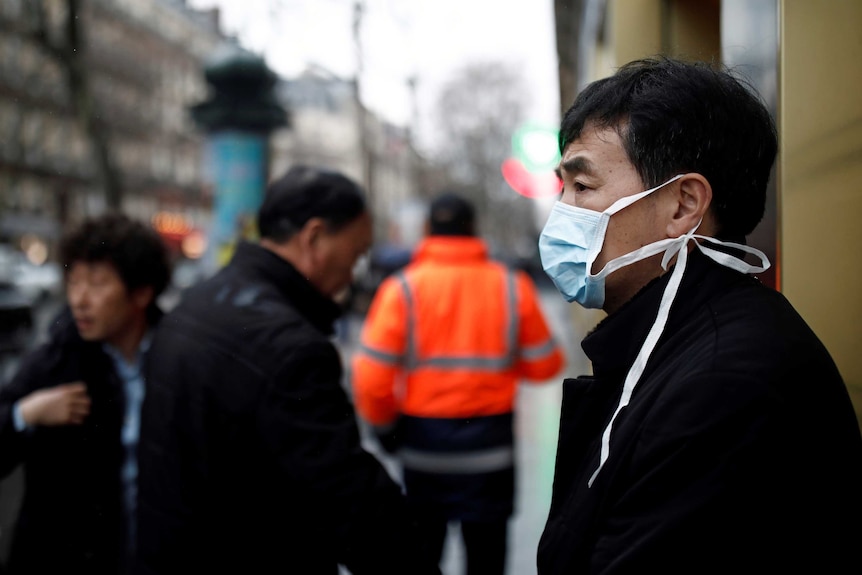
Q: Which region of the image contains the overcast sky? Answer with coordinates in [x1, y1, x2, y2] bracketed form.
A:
[187, 0, 560, 148]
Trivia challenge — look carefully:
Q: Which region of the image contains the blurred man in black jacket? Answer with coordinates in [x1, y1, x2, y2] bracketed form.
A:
[136, 165, 439, 575]
[0, 213, 170, 575]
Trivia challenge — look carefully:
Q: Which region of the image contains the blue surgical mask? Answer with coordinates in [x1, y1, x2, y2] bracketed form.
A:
[538, 175, 684, 308]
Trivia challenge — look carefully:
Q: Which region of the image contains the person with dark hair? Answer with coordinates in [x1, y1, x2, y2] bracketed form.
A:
[536, 57, 862, 574]
[0, 212, 171, 575]
[136, 165, 439, 575]
[352, 192, 564, 575]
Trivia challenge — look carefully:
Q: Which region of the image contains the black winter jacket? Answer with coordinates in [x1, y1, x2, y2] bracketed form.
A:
[538, 250, 862, 574]
[136, 242, 436, 575]
[0, 308, 135, 575]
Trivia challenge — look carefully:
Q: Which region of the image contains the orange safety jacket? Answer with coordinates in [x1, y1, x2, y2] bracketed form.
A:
[352, 236, 564, 427]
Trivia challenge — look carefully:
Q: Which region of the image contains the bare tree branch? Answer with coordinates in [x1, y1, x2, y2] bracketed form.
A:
[24, 0, 122, 210]
[431, 61, 538, 259]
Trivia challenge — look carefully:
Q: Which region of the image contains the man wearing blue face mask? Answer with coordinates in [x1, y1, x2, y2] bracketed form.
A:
[536, 57, 862, 575]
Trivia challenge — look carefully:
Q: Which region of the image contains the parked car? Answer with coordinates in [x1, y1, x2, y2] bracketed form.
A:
[14, 259, 62, 304]
[0, 244, 63, 305]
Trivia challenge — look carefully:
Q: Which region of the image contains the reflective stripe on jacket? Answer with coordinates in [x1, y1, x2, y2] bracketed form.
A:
[352, 236, 563, 426]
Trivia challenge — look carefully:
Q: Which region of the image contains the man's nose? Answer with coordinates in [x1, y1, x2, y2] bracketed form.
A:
[67, 285, 89, 308]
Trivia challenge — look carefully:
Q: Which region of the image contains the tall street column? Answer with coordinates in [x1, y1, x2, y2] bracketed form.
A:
[191, 46, 288, 272]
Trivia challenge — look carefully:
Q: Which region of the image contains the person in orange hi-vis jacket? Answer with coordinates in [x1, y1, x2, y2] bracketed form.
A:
[352, 192, 564, 575]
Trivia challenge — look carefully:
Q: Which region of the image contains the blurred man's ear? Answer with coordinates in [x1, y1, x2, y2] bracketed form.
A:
[297, 217, 327, 249]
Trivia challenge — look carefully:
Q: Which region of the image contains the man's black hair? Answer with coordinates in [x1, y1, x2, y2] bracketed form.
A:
[559, 56, 778, 241]
[258, 165, 367, 242]
[60, 212, 171, 302]
[428, 193, 475, 237]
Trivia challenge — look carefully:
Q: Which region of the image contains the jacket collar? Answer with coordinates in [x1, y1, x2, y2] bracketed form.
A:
[229, 241, 342, 335]
[581, 249, 751, 379]
[412, 236, 488, 264]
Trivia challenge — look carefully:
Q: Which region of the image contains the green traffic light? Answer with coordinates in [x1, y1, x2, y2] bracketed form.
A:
[512, 123, 561, 173]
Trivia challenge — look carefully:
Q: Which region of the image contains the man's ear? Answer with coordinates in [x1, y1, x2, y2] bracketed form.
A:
[298, 217, 326, 249]
[293, 217, 328, 278]
[666, 174, 714, 237]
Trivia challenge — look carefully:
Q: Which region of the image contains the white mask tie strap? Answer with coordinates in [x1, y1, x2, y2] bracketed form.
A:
[603, 174, 686, 216]
[588, 239, 691, 487]
[694, 236, 770, 274]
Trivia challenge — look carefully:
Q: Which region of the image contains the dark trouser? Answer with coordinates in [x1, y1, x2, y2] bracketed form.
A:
[415, 511, 508, 575]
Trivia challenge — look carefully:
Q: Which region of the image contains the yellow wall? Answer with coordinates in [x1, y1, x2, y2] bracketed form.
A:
[666, 0, 721, 61]
[610, 0, 663, 64]
[609, 0, 720, 64]
[780, 0, 862, 422]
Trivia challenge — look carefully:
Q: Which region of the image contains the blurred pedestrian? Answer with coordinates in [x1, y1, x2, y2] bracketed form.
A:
[352, 192, 564, 575]
[135, 165, 439, 575]
[0, 213, 170, 575]
[536, 56, 862, 574]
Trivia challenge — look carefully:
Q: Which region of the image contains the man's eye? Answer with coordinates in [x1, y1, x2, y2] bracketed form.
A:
[573, 182, 588, 192]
